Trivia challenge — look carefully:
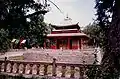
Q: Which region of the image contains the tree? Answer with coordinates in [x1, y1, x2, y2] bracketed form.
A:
[0, 29, 10, 53]
[0, 0, 48, 52]
[95, 0, 120, 78]
[27, 14, 48, 47]
[83, 23, 104, 47]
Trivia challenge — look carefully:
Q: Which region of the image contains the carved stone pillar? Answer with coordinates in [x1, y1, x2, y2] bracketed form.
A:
[52, 58, 57, 76]
[70, 66, 75, 78]
[61, 66, 66, 77]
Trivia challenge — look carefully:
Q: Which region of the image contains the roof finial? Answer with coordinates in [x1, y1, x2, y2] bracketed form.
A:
[66, 13, 68, 18]
[64, 13, 72, 21]
[60, 13, 73, 25]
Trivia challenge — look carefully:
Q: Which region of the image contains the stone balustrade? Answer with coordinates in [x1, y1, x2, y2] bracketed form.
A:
[8, 48, 95, 53]
[0, 58, 100, 79]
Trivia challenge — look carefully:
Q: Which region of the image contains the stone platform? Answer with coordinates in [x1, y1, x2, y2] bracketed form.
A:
[0, 48, 102, 65]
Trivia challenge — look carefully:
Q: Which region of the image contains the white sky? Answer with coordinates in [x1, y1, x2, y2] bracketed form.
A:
[44, 0, 96, 27]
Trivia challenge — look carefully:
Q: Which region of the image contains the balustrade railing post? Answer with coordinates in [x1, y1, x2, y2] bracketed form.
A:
[23, 64, 27, 74]
[30, 64, 33, 74]
[0, 62, 2, 72]
[44, 64, 48, 75]
[37, 64, 40, 75]
[79, 67, 84, 79]
[52, 58, 57, 76]
[16, 63, 20, 73]
[70, 66, 75, 78]
[4, 57, 7, 72]
[10, 62, 14, 73]
[61, 65, 66, 77]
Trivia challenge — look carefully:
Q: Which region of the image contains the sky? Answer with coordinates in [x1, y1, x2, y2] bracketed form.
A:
[44, 0, 96, 27]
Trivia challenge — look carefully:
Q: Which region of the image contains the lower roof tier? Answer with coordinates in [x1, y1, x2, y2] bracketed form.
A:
[47, 33, 89, 37]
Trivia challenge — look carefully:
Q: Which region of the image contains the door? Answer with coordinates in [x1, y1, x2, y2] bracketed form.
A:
[59, 39, 68, 49]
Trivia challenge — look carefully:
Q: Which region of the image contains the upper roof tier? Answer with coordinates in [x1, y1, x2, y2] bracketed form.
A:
[50, 15, 80, 30]
[50, 23, 80, 30]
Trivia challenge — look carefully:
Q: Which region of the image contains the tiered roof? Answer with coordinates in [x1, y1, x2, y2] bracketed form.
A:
[47, 16, 88, 38]
[47, 23, 89, 38]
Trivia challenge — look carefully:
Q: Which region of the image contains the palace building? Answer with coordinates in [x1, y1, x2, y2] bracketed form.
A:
[44, 17, 89, 49]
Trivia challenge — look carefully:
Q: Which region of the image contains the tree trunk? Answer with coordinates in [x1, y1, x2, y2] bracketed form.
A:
[98, 0, 120, 79]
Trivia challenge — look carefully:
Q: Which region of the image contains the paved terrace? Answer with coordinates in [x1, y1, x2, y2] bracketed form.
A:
[0, 48, 102, 64]
[23, 49, 96, 64]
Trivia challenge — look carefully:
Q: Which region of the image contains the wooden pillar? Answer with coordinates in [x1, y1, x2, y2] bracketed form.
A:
[67, 38, 70, 49]
[78, 39, 80, 50]
[79, 39, 81, 49]
[81, 39, 83, 50]
[57, 40, 60, 49]
[56, 39, 58, 49]
[44, 40, 46, 49]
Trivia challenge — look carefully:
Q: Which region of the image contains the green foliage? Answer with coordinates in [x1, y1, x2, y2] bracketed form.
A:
[86, 49, 100, 79]
[0, 0, 48, 52]
[86, 66, 100, 79]
[0, 29, 10, 53]
[83, 23, 104, 48]
[95, 0, 120, 79]
[95, 0, 113, 29]
[27, 15, 48, 47]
